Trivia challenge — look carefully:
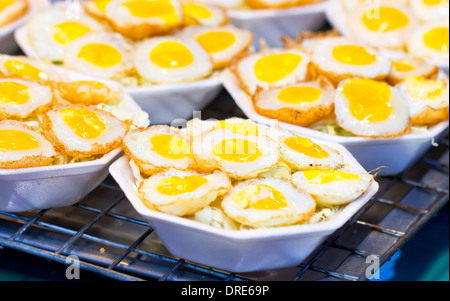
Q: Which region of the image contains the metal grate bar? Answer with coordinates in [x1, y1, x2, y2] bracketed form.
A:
[376, 198, 429, 215]
[355, 221, 406, 237]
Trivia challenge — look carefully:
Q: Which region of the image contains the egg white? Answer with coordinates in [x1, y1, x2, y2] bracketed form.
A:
[410, 0, 449, 23]
[407, 21, 450, 64]
[181, 2, 229, 27]
[0, 55, 64, 82]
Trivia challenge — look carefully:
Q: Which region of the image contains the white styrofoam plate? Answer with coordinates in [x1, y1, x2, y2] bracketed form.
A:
[221, 69, 449, 176]
[110, 137, 379, 273]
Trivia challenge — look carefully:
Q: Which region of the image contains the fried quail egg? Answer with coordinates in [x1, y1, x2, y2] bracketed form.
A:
[410, 0, 449, 23]
[104, 0, 183, 40]
[0, 120, 56, 169]
[138, 168, 232, 216]
[182, 2, 229, 27]
[278, 131, 344, 171]
[178, 25, 252, 69]
[397, 76, 449, 126]
[386, 56, 439, 85]
[123, 125, 197, 176]
[42, 105, 127, 159]
[83, 0, 113, 20]
[26, 6, 106, 62]
[221, 178, 317, 228]
[192, 128, 280, 180]
[292, 168, 374, 206]
[334, 78, 411, 138]
[0, 55, 63, 83]
[54, 80, 124, 106]
[133, 36, 213, 84]
[244, 0, 320, 9]
[311, 37, 391, 86]
[407, 21, 450, 64]
[0, 78, 53, 119]
[347, 0, 418, 49]
[63, 32, 135, 80]
[0, 0, 28, 27]
[233, 47, 311, 95]
[252, 76, 335, 127]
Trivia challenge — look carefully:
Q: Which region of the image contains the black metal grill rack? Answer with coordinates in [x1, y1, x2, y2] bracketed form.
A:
[0, 91, 448, 281]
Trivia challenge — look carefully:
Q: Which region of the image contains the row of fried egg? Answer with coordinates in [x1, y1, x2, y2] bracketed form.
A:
[230, 34, 449, 138]
[0, 0, 28, 28]
[185, 0, 324, 10]
[25, 1, 256, 86]
[0, 54, 146, 169]
[123, 117, 374, 229]
[337, 0, 449, 63]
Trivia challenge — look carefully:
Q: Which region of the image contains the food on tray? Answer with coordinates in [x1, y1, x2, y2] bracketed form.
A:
[0, 0, 28, 28]
[0, 120, 56, 169]
[386, 56, 439, 85]
[0, 55, 148, 169]
[178, 25, 253, 70]
[310, 37, 392, 86]
[134, 36, 213, 84]
[334, 78, 412, 138]
[231, 45, 311, 95]
[243, 0, 322, 9]
[407, 21, 450, 64]
[397, 76, 450, 126]
[125, 118, 375, 230]
[23, 1, 253, 86]
[252, 76, 335, 127]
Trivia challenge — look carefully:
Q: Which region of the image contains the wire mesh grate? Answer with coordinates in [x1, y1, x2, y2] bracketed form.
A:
[0, 91, 449, 281]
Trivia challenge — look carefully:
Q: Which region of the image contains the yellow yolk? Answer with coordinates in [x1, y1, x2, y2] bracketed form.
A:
[423, 0, 448, 5]
[151, 134, 192, 160]
[0, 82, 30, 105]
[182, 3, 212, 19]
[157, 175, 208, 196]
[424, 27, 449, 52]
[59, 108, 106, 139]
[122, 0, 179, 24]
[392, 60, 415, 72]
[284, 137, 329, 159]
[53, 21, 92, 45]
[277, 86, 322, 104]
[362, 7, 409, 32]
[0, 0, 13, 12]
[214, 120, 259, 136]
[303, 170, 361, 184]
[4, 60, 49, 81]
[212, 139, 262, 163]
[404, 76, 446, 101]
[0, 130, 39, 151]
[150, 41, 194, 69]
[343, 78, 393, 122]
[77, 43, 123, 68]
[196, 32, 236, 54]
[254, 53, 302, 83]
[232, 184, 288, 210]
[332, 45, 377, 66]
[95, 0, 111, 12]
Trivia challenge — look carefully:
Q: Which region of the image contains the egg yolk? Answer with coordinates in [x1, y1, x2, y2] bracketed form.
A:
[424, 27, 449, 52]
[150, 41, 194, 69]
[157, 175, 208, 196]
[77, 43, 123, 68]
[423, 0, 448, 5]
[196, 31, 237, 54]
[60, 108, 107, 139]
[277, 86, 322, 104]
[53, 21, 92, 45]
[214, 120, 259, 136]
[123, 0, 179, 24]
[303, 170, 361, 184]
[254, 53, 302, 83]
[284, 137, 329, 159]
[182, 3, 212, 19]
[0, 130, 39, 151]
[343, 78, 393, 122]
[362, 6, 409, 32]
[232, 184, 288, 211]
[0, 82, 30, 105]
[151, 134, 192, 160]
[332, 45, 377, 66]
[95, 0, 111, 12]
[0, 0, 13, 12]
[212, 139, 262, 163]
[4, 60, 49, 81]
[392, 60, 415, 72]
[404, 76, 446, 101]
